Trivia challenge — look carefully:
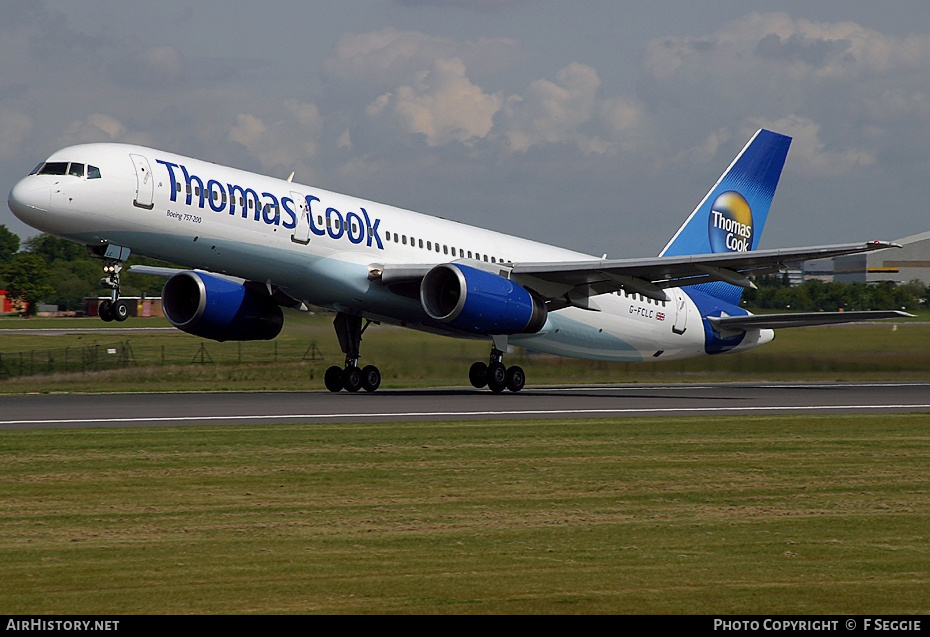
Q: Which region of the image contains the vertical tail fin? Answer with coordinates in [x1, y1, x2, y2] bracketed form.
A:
[659, 129, 791, 303]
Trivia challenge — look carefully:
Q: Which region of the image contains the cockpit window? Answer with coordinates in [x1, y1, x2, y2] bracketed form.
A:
[38, 162, 69, 175]
[33, 161, 101, 179]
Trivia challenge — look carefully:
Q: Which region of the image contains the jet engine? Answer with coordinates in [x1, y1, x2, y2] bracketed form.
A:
[162, 271, 283, 341]
[420, 263, 546, 334]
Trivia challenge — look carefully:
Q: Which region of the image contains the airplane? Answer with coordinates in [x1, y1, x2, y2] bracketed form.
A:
[7, 129, 910, 393]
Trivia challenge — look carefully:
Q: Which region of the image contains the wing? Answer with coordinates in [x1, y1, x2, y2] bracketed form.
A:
[508, 241, 899, 309]
[374, 241, 899, 309]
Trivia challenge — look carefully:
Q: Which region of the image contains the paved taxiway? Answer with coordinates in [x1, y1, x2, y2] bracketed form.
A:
[1, 382, 928, 429]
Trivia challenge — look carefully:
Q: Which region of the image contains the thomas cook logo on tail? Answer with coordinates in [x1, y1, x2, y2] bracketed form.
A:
[708, 191, 753, 252]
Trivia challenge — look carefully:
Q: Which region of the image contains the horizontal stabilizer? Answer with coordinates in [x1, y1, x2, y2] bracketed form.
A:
[708, 310, 913, 331]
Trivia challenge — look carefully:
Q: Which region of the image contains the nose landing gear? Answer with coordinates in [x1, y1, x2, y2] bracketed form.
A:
[91, 244, 132, 323]
[98, 260, 130, 323]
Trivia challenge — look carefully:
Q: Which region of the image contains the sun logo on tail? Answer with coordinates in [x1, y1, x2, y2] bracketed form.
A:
[708, 191, 753, 253]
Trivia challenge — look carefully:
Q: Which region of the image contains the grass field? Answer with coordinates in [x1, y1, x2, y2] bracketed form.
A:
[2, 414, 929, 614]
[0, 311, 928, 392]
[1, 314, 928, 614]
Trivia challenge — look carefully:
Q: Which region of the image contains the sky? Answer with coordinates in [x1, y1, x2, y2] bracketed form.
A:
[2, 0, 929, 257]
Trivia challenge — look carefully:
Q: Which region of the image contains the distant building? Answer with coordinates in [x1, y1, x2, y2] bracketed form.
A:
[833, 231, 930, 285]
[0, 290, 28, 315]
[802, 258, 834, 283]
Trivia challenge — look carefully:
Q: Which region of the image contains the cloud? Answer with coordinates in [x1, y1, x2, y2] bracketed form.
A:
[749, 115, 874, 175]
[324, 28, 522, 91]
[0, 110, 33, 160]
[638, 11, 930, 177]
[367, 58, 502, 146]
[228, 100, 324, 175]
[644, 12, 930, 84]
[501, 63, 647, 154]
[58, 114, 154, 147]
[328, 29, 652, 154]
[393, 0, 532, 8]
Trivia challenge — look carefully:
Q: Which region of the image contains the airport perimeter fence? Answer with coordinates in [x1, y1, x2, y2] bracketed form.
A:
[0, 340, 326, 380]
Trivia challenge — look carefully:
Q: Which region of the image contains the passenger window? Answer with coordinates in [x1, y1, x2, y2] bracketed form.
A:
[68, 163, 84, 177]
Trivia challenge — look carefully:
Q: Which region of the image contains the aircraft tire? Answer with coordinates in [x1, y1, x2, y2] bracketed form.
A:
[487, 362, 507, 394]
[343, 365, 363, 392]
[469, 361, 488, 388]
[361, 365, 381, 392]
[99, 300, 114, 322]
[112, 300, 130, 322]
[324, 366, 344, 392]
[506, 365, 525, 393]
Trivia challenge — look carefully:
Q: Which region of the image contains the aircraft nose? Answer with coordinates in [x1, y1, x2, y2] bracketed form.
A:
[8, 176, 50, 222]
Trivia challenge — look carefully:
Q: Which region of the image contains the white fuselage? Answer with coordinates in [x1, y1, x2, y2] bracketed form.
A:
[8, 143, 773, 362]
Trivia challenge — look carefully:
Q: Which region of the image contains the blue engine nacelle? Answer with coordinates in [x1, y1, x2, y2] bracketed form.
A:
[162, 271, 283, 342]
[420, 263, 547, 335]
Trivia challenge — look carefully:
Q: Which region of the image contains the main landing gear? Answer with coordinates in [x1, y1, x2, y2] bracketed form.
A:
[324, 312, 382, 393]
[468, 344, 525, 393]
[98, 259, 130, 323]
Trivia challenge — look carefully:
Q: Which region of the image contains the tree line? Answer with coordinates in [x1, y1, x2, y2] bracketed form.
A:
[0, 225, 167, 314]
[0, 225, 927, 315]
[742, 274, 927, 312]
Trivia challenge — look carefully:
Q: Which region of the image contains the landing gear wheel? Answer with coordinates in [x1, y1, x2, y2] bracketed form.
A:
[343, 365, 363, 392]
[487, 362, 508, 394]
[361, 365, 381, 392]
[324, 366, 344, 392]
[506, 366, 525, 393]
[112, 299, 130, 322]
[99, 300, 114, 322]
[469, 361, 488, 388]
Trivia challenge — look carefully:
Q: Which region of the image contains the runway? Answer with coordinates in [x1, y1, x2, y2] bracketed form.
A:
[1, 381, 928, 429]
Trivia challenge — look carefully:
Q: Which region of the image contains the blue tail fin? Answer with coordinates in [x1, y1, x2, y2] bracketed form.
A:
[659, 129, 791, 304]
